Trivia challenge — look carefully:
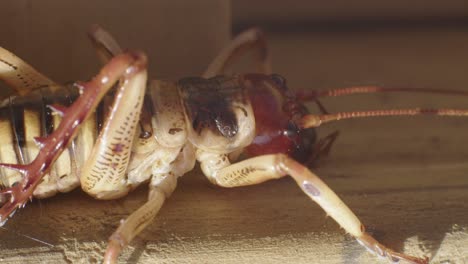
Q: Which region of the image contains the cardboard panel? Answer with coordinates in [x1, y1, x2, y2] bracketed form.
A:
[233, 1, 468, 27]
[0, 1, 230, 82]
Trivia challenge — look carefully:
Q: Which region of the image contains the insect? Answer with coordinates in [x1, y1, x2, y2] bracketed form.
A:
[0, 25, 467, 263]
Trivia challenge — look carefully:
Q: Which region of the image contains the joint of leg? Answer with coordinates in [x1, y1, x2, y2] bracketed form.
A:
[150, 174, 177, 198]
[274, 153, 290, 177]
[109, 232, 128, 249]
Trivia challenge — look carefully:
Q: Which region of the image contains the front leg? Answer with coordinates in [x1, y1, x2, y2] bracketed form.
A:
[202, 153, 428, 264]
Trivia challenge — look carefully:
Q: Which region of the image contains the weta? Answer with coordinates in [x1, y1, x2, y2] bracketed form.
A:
[0, 26, 467, 263]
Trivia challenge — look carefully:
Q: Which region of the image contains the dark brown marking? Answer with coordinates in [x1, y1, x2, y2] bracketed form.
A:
[0, 99, 24, 165]
[168, 128, 183, 135]
[178, 76, 246, 139]
[137, 95, 154, 139]
[0, 59, 18, 70]
[236, 106, 248, 117]
[9, 94, 30, 163]
[40, 88, 55, 136]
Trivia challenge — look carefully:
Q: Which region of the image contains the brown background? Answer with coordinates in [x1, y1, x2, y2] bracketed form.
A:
[0, 1, 467, 263]
[0, 1, 230, 82]
[233, 1, 468, 27]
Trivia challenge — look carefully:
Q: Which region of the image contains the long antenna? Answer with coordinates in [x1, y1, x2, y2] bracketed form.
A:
[300, 108, 468, 128]
[296, 86, 468, 101]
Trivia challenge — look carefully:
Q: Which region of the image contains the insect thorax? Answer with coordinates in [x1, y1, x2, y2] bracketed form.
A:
[150, 76, 255, 154]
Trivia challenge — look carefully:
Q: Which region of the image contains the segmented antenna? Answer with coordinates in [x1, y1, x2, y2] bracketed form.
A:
[301, 108, 468, 128]
[296, 85, 468, 128]
[296, 85, 468, 101]
[0, 51, 147, 223]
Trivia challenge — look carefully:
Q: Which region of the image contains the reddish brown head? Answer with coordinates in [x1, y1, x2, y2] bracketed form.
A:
[241, 73, 317, 162]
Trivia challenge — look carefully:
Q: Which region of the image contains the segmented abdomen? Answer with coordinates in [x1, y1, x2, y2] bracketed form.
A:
[0, 85, 98, 198]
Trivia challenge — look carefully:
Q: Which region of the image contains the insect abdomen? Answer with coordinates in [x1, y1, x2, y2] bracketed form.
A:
[0, 85, 98, 198]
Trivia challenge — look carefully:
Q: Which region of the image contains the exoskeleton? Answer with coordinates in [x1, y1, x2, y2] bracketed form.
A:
[1, 26, 468, 263]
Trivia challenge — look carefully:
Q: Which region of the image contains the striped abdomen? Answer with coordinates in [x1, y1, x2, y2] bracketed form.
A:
[0, 85, 98, 198]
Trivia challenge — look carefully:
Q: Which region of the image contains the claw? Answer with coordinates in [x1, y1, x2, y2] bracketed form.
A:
[0, 184, 30, 221]
[356, 233, 429, 264]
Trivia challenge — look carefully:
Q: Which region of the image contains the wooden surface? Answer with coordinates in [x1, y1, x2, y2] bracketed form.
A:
[1, 25, 468, 264]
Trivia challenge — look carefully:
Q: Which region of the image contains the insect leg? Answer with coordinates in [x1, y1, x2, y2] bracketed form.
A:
[0, 47, 58, 98]
[104, 172, 177, 264]
[206, 154, 428, 264]
[104, 142, 196, 263]
[87, 25, 124, 64]
[203, 27, 272, 78]
[79, 57, 148, 199]
[0, 52, 147, 221]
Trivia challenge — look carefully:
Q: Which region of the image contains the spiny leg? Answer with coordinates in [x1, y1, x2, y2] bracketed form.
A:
[0, 52, 147, 222]
[203, 27, 272, 78]
[206, 154, 428, 264]
[0, 48, 78, 197]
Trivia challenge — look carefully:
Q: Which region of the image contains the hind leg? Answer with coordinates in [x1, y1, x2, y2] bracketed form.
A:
[0, 52, 148, 221]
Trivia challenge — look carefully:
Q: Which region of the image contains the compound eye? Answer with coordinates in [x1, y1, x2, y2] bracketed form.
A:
[270, 74, 288, 90]
[284, 121, 300, 137]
